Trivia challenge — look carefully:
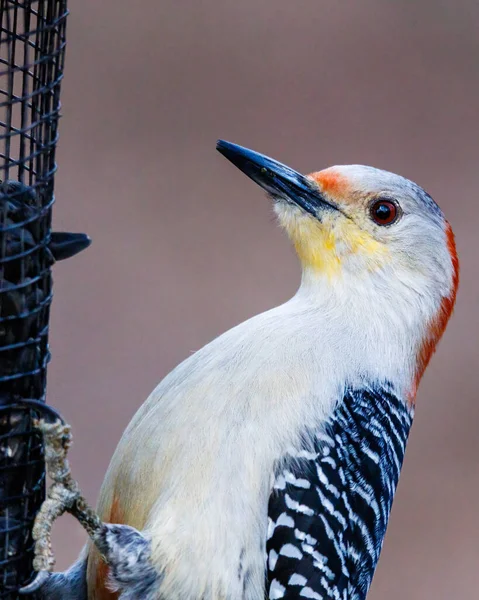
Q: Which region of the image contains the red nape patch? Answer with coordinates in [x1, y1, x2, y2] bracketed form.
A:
[308, 169, 350, 199]
[409, 222, 459, 404]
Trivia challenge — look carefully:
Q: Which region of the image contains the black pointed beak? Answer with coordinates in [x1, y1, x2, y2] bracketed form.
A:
[216, 140, 337, 218]
[48, 232, 91, 261]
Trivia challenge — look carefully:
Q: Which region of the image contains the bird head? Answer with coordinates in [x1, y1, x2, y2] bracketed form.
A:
[217, 140, 459, 399]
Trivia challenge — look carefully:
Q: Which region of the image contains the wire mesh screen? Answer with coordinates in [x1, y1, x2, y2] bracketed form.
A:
[0, 1, 68, 597]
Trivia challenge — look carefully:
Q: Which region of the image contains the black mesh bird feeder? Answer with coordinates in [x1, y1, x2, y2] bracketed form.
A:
[0, 2, 89, 597]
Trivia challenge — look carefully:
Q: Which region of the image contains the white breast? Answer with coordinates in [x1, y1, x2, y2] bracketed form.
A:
[97, 272, 428, 599]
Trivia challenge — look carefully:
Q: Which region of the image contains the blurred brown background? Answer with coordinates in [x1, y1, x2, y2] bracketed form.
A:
[49, 1, 478, 598]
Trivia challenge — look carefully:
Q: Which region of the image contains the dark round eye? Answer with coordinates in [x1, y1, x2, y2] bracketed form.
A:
[370, 199, 399, 225]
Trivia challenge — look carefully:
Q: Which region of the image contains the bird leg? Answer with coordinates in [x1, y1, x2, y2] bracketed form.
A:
[19, 417, 160, 600]
[19, 418, 102, 594]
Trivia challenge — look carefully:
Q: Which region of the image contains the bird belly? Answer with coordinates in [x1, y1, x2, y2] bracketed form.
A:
[138, 421, 280, 600]
[91, 382, 332, 598]
[87, 303, 361, 599]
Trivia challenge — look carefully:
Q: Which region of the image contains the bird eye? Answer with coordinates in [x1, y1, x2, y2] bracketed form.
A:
[369, 199, 400, 226]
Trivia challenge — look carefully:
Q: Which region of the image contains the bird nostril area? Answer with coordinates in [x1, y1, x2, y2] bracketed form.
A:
[260, 167, 269, 176]
[259, 166, 275, 178]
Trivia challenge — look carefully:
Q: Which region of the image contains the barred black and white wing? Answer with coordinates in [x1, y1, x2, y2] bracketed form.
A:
[266, 386, 413, 600]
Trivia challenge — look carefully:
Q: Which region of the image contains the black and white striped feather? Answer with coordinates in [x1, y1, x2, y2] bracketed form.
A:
[266, 385, 413, 600]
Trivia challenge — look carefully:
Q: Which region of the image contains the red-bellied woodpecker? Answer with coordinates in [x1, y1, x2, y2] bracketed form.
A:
[32, 141, 459, 600]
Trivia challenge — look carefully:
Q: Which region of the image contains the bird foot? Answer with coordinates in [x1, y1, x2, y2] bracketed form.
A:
[20, 558, 88, 599]
[20, 416, 160, 600]
[19, 416, 102, 594]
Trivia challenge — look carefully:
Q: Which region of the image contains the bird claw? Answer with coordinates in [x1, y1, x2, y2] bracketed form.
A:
[20, 417, 159, 599]
[19, 570, 51, 594]
[19, 417, 103, 594]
